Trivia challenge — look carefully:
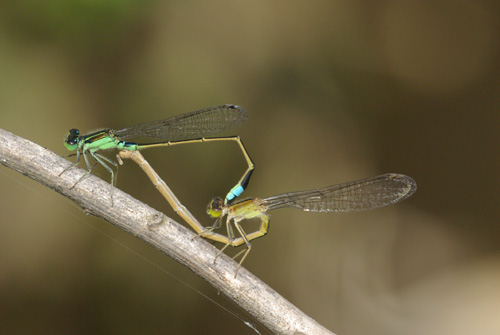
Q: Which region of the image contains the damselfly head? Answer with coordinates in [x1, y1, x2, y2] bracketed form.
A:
[207, 196, 224, 218]
[64, 129, 80, 151]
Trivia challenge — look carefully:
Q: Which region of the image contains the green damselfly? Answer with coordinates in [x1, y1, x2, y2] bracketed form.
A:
[61, 104, 254, 204]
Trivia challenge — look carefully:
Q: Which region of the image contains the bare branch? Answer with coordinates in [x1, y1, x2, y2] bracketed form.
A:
[0, 128, 334, 335]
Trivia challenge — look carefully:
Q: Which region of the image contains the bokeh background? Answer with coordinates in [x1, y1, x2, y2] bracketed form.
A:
[1, 1, 499, 334]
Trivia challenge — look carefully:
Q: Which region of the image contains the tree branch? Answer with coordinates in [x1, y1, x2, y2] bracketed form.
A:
[0, 128, 334, 335]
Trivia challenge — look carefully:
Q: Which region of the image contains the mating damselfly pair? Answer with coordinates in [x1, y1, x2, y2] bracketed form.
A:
[62, 104, 417, 276]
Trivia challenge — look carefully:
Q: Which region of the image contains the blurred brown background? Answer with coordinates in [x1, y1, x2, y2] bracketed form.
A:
[1, 1, 499, 334]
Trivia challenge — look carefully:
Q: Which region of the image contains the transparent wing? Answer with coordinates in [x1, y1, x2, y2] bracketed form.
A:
[262, 173, 417, 212]
[115, 104, 248, 141]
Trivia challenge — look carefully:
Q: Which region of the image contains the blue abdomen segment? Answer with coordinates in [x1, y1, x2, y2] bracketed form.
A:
[225, 168, 254, 204]
[225, 185, 245, 204]
[117, 141, 139, 151]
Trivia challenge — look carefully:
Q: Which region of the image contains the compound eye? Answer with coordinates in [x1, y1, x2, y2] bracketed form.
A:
[64, 129, 80, 150]
[206, 197, 223, 218]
